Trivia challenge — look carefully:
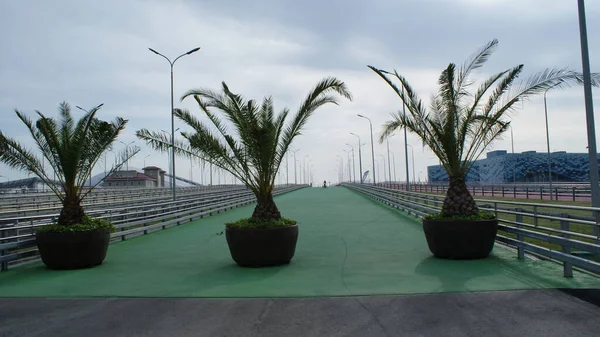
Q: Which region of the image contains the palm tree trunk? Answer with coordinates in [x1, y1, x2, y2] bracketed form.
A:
[441, 176, 478, 216]
[252, 192, 281, 221]
[58, 195, 85, 226]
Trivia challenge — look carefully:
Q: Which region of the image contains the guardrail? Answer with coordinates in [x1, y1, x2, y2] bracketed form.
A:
[343, 183, 600, 278]
[373, 182, 594, 202]
[0, 186, 251, 217]
[0, 184, 246, 210]
[0, 185, 306, 271]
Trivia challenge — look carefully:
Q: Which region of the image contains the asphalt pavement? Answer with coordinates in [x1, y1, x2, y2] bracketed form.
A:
[1, 289, 599, 337]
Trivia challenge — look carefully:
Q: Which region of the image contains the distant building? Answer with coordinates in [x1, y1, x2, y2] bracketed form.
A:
[103, 166, 166, 188]
[428, 150, 599, 184]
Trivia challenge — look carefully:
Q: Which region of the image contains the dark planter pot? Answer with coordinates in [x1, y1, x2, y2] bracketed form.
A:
[226, 225, 299, 267]
[422, 218, 498, 259]
[36, 230, 110, 270]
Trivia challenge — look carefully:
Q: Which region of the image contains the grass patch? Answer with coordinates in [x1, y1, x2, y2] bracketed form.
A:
[424, 211, 495, 221]
[36, 216, 116, 233]
[226, 217, 297, 229]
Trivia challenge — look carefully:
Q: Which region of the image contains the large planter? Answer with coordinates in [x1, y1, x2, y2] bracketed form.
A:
[422, 218, 498, 259]
[226, 225, 299, 267]
[36, 230, 110, 270]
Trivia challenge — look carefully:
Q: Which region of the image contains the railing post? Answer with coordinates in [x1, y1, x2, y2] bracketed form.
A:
[540, 187, 543, 200]
[513, 187, 516, 199]
[572, 187, 576, 202]
[515, 208, 525, 259]
[560, 213, 573, 278]
[526, 187, 529, 199]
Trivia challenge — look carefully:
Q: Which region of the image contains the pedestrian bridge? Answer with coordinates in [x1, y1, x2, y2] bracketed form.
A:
[1, 187, 599, 336]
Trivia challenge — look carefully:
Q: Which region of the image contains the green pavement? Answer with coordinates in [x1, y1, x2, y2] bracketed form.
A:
[0, 187, 598, 298]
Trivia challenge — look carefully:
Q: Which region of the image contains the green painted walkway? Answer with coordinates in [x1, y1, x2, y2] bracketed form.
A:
[0, 187, 598, 298]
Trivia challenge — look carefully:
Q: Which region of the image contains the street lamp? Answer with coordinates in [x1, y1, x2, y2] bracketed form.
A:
[357, 114, 376, 185]
[149, 46, 201, 200]
[119, 140, 135, 170]
[407, 144, 415, 184]
[543, 84, 560, 200]
[386, 134, 396, 186]
[143, 154, 151, 168]
[401, 87, 410, 191]
[303, 154, 309, 184]
[336, 155, 344, 182]
[161, 128, 180, 181]
[291, 148, 300, 184]
[345, 143, 356, 183]
[350, 133, 363, 183]
[578, 0, 600, 211]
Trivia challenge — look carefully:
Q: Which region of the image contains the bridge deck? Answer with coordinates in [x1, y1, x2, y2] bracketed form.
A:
[0, 187, 598, 298]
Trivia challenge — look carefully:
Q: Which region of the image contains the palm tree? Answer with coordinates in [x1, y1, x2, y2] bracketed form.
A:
[0, 102, 139, 226]
[137, 77, 352, 221]
[369, 39, 600, 217]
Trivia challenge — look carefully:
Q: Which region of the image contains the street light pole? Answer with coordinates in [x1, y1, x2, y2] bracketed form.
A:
[386, 134, 395, 186]
[143, 154, 151, 168]
[358, 114, 376, 185]
[350, 133, 363, 183]
[511, 126, 516, 183]
[149, 46, 201, 200]
[336, 155, 344, 182]
[119, 140, 135, 171]
[346, 143, 356, 183]
[292, 148, 300, 184]
[578, 0, 600, 235]
[543, 85, 559, 200]
[401, 87, 410, 191]
[392, 151, 397, 182]
[407, 144, 415, 184]
[578, 0, 600, 246]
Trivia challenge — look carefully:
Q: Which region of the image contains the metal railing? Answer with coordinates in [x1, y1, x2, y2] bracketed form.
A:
[343, 183, 600, 277]
[0, 185, 245, 210]
[0, 186, 251, 217]
[0, 185, 306, 271]
[375, 182, 595, 202]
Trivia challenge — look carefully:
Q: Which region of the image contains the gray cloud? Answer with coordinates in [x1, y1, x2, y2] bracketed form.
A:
[0, 0, 599, 184]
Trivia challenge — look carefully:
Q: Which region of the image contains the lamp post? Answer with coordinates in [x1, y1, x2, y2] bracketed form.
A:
[291, 148, 300, 184]
[161, 128, 180, 181]
[511, 126, 516, 183]
[407, 144, 415, 184]
[357, 114, 376, 185]
[543, 84, 560, 200]
[336, 155, 344, 182]
[303, 154, 309, 184]
[578, 0, 600, 212]
[143, 154, 151, 168]
[149, 46, 201, 200]
[401, 87, 410, 191]
[392, 151, 397, 182]
[344, 149, 352, 182]
[119, 140, 135, 170]
[386, 134, 395, 186]
[350, 133, 363, 183]
[345, 143, 356, 183]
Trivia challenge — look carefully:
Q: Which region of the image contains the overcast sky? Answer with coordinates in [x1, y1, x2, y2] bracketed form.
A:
[1, 0, 599, 185]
